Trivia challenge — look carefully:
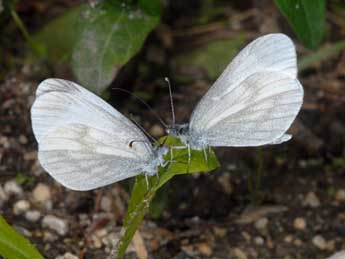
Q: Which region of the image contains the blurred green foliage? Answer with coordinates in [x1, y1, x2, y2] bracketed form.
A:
[33, 5, 84, 62]
[325, 157, 345, 173]
[71, 0, 160, 93]
[33, 0, 160, 93]
[275, 0, 326, 49]
[173, 35, 245, 83]
[298, 39, 345, 70]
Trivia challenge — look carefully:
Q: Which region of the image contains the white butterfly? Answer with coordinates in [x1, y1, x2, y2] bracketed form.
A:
[31, 79, 168, 191]
[166, 33, 304, 162]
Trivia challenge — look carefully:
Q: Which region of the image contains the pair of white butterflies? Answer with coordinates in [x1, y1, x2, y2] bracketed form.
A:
[31, 33, 304, 191]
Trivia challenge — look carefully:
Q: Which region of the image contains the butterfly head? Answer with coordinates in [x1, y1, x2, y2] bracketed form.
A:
[166, 123, 189, 138]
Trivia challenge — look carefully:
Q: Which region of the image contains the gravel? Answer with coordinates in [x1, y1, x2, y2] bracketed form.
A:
[254, 217, 268, 231]
[32, 183, 51, 202]
[13, 200, 30, 215]
[254, 236, 265, 245]
[304, 191, 321, 208]
[312, 235, 327, 250]
[293, 217, 307, 230]
[55, 252, 79, 259]
[335, 189, 345, 202]
[4, 180, 23, 197]
[25, 210, 41, 222]
[42, 215, 68, 236]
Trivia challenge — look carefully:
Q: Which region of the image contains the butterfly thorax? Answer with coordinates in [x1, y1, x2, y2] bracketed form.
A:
[167, 124, 208, 150]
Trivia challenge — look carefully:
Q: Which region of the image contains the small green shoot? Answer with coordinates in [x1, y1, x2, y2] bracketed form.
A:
[0, 214, 44, 259]
[15, 172, 36, 187]
[248, 147, 264, 205]
[116, 136, 220, 258]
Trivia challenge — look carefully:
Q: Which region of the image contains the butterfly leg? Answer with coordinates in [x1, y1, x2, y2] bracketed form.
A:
[155, 171, 160, 183]
[203, 148, 209, 169]
[145, 173, 149, 190]
[187, 144, 191, 173]
[167, 148, 174, 170]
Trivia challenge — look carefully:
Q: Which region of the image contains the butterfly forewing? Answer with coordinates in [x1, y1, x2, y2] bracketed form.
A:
[189, 34, 303, 147]
[31, 79, 154, 190]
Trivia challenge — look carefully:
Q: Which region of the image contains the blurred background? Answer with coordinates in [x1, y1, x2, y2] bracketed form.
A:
[0, 0, 345, 258]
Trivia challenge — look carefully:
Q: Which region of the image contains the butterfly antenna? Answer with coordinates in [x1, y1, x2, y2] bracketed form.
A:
[129, 114, 157, 143]
[112, 87, 168, 128]
[165, 77, 175, 126]
[160, 135, 168, 146]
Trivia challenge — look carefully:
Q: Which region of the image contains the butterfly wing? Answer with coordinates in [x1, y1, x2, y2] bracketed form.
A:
[189, 34, 303, 147]
[31, 79, 154, 190]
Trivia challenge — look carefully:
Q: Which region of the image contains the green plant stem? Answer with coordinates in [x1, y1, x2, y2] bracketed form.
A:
[255, 148, 264, 199]
[115, 136, 219, 258]
[10, 8, 43, 56]
[249, 148, 264, 205]
[298, 40, 345, 70]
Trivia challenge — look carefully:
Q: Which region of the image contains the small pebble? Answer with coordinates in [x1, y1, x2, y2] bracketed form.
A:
[327, 250, 345, 259]
[336, 189, 345, 202]
[13, 200, 30, 215]
[25, 210, 41, 222]
[217, 173, 233, 194]
[213, 226, 227, 237]
[91, 235, 103, 248]
[284, 235, 293, 243]
[197, 243, 213, 256]
[254, 236, 264, 245]
[149, 124, 164, 137]
[55, 252, 79, 259]
[42, 215, 68, 236]
[4, 180, 23, 197]
[100, 196, 112, 212]
[95, 228, 108, 238]
[293, 217, 306, 230]
[241, 231, 251, 242]
[181, 245, 197, 257]
[304, 191, 320, 208]
[232, 248, 248, 259]
[33, 183, 51, 202]
[254, 217, 268, 231]
[19, 135, 28, 144]
[294, 239, 303, 246]
[43, 231, 58, 242]
[312, 235, 327, 250]
[102, 232, 119, 247]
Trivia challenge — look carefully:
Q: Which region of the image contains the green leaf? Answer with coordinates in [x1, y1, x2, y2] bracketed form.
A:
[298, 39, 345, 70]
[71, 0, 160, 94]
[33, 5, 85, 62]
[139, 0, 161, 16]
[274, 0, 326, 49]
[0, 214, 44, 259]
[116, 136, 220, 258]
[172, 35, 245, 83]
[149, 183, 169, 219]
